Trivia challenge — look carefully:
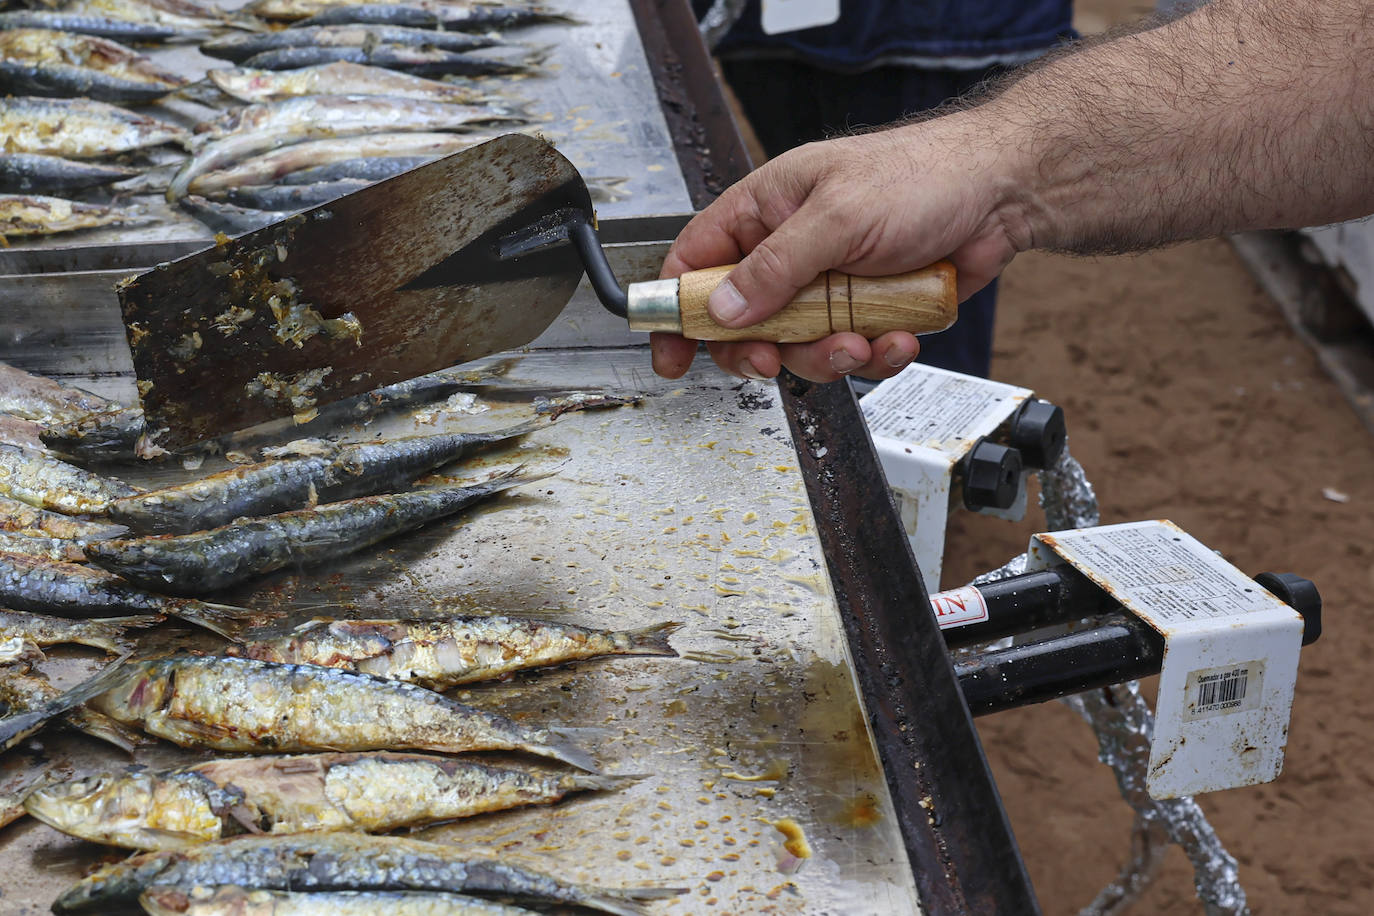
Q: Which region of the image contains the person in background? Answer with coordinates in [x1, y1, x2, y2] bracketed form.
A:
[700, 0, 1075, 379]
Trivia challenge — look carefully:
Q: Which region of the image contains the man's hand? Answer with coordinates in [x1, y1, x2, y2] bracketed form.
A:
[651, 119, 1027, 381]
[651, 0, 1374, 382]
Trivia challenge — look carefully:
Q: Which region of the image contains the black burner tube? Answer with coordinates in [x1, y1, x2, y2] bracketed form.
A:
[955, 613, 1165, 716]
[937, 565, 1119, 649]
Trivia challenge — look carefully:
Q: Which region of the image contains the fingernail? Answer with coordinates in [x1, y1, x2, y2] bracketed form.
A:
[740, 359, 768, 380]
[883, 343, 915, 368]
[829, 349, 864, 375]
[709, 279, 748, 324]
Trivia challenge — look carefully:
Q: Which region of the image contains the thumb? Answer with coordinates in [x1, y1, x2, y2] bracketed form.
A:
[706, 196, 849, 329]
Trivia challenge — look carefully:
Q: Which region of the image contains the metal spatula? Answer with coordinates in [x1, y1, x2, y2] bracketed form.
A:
[119, 133, 957, 448]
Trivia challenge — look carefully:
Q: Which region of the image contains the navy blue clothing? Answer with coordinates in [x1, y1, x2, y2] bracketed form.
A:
[714, 0, 1074, 71]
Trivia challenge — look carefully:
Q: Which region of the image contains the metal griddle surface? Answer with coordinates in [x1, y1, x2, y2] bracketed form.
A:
[0, 343, 922, 913]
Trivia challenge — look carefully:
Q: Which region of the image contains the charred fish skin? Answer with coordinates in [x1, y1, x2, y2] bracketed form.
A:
[140, 886, 542, 916]
[86, 470, 539, 594]
[0, 494, 129, 540]
[0, 608, 160, 653]
[0, 530, 88, 562]
[0, 551, 249, 639]
[0, 443, 140, 514]
[86, 654, 596, 769]
[0, 153, 138, 194]
[54, 832, 683, 915]
[0, 96, 189, 159]
[107, 454, 333, 535]
[0, 361, 116, 423]
[26, 751, 637, 849]
[240, 617, 681, 688]
[201, 24, 500, 62]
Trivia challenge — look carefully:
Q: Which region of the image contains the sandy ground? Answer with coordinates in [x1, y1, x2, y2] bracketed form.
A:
[717, 0, 1374, 912]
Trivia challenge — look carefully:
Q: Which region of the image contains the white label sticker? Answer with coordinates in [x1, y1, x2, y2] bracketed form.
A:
[1027, 520, 1305, 798]
[929, 585, 989, 629]
[861, 364, 1028, 455]
[760, 0, 840, 35]
[1184, 660, 1265, 721]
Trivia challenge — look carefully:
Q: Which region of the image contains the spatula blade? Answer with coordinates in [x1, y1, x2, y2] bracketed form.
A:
[119, 133, 591, 449]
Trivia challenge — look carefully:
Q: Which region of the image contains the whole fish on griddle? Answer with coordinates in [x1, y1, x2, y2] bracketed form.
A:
[108, 422, 536, 534]
[0, 659, 131, 752]
[63, 0, 262, 33]
[0, 28, 187, 102]
[0, 194, 144, 242]
[240, 43, 536, 77]
[88, 469, 541, 593]
[0, 608, 159, 652]
[187, 130, 501, 194]
[0, 551, 251, 638]
[141, 886, 541, 916]
[237, 616, 680, 688]
[0, 443, 139, 514]
[86, 654, 598, 768]
[219, 178, 370, 210]
[55, 833, 681, 915]
[0, 494, 128, 540]
[207, 61, 488, 104]
[0, 96, 188, 159]
[194, 94, 525, 144]
[0, 10, 180, 41]
[297, 1, 568, 30]
[0, 666, 146, 752]
[27, 751, 637, 849]
[0, 153, 138, 194]
[201, 24, 499, 62]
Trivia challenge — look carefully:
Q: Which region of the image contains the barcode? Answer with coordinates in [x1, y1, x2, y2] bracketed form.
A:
[1195, 667, 1249, 712]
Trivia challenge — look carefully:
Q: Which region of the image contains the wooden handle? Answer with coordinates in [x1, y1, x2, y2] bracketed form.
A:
[675, 261, 958, 342]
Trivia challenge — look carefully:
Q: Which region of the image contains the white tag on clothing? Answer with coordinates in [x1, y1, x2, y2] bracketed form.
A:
[760, 0, 840, 35]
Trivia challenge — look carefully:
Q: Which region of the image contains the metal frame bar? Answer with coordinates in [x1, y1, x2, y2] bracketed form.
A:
[626, 2, 1042, 910]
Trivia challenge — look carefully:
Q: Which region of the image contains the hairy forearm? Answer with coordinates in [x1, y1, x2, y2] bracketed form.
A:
[959, 0, 1374, 254]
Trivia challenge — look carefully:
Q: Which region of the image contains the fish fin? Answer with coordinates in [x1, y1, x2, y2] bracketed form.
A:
[537, 726, 604, 773]
[575, 887, 691, 916]
[568, 772, 647, 793]
[623, 621, 682, 657]
[0, 658, 132, 751]
[472, 419, 544, 444]
[166, 601, 256, 641]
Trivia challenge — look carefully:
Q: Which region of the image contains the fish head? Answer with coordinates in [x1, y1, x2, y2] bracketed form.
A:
[25, 770, 225, 850]
[89, 663, 169, 721]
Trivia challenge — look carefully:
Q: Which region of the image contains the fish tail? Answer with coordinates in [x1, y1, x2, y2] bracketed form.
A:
[623, 621, 682, 657]
[574, 887, 690, 916]
[91, 615, 166, 654]
[475, 419, 544, 444]
[167, 601, 256, 641]
[536, 726, 601, 773]
[568, 772, 647, 793]
[0, 658, 134, 750]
